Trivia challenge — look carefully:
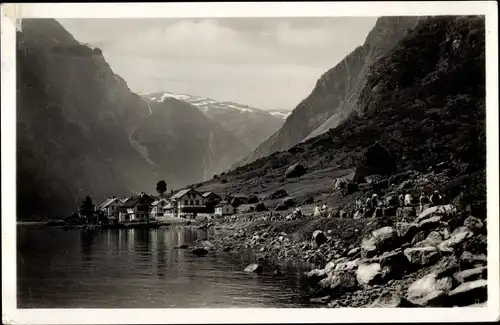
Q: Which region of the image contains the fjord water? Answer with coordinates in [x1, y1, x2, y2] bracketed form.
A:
[17, 225, 312, 308]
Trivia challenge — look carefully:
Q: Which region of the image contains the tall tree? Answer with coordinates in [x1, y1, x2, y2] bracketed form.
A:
[79, 196, 94, 220]
[156, 180, 167, 197]
[138, 193, 152, 224]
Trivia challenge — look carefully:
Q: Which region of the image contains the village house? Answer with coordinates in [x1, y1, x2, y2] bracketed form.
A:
[214, 201, 236, 216]
[150, 198, 173, 221]
[118, 197, 151, 223]
[170, 188, 205, 219]
[97, 197, 122, 223]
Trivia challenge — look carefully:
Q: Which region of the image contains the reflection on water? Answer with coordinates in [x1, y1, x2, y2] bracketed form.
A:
[17, 225, 313, 308]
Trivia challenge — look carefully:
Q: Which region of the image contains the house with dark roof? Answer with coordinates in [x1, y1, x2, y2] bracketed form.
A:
[118, 195, 151, 223]
[170, 188, 205, 219]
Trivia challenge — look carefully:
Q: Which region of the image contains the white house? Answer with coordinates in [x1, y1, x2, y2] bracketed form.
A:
[170, 188, 205, 219]
[97, 197, 122, 222]
[214, 201, 235, 216]
[150, 198, 173, 221]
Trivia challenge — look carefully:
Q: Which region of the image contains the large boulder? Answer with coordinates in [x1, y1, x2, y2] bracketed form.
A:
[371, 291, 416, 308]
[352, 142, 396, 183]
[356, 263, 390, 286]
[312, 230, 328, 247]
[315, 271, 358, 297]
[407, 273, 453, 306]
[417, 215, 443, 232]
[254, 202, 268, 212]
[274, 203, 289, 211]
[378, 250, 409, 277]
[453, 267, 487, 284]
[268, 189, 289, 200]
[307, 269, 328, 286]
[347, 247, 361, 258]
[285, 163, 307, 178]
[281, 197, 297, 208]
[247, 195, 259, 204]
[244, 263, 263, 274]
[446, 279, 487, 307]
[404, 247, 441, 267]
[361, 226, 397, 258]
[395, 222, 419, 242]
[192, 247, 209, 256]
[413, 231, 444, 248]
[437, 229, 474, 253]
[432, 255, 460, 279]
[334, 258, 363, 272]
[460, 251, 487, 268]
[415, 204, 457, 224]
[462, 234, 487, 255]
[463, 216, 485, 234]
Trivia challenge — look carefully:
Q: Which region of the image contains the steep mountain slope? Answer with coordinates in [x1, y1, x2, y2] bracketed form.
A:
[198, 16, 486, 205]
[236, 17, 422, 167]
[145, 92, 288, 150]
[16, 19, 249, 219]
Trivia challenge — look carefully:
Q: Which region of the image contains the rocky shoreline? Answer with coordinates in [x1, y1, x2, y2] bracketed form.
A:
[192, 169, 487, 308]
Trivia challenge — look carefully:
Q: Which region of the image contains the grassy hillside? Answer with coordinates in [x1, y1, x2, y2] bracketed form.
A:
[196, 16, 486, 209]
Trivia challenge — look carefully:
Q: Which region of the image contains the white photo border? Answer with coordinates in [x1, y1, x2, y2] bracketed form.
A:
[2, 2, 499, 324]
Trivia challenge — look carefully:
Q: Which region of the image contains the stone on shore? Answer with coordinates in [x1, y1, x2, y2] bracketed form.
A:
[417, 216, 443, 232]
[244, 263, 263, 274]
[371, 291, 416, 308]
[361, 226, 397, 258]
[415, 204, 457, 224]
[447, 279, 487, 307]
[404, 247, 441, 267]
[463, 216, 485, 234]
[407, 273, 453, 306]
[395, 222, 418, 242]
[453, 267, 487, 284]
[192, 247, 209, 256]
[312, 230, 328, 247]
[316, 271, 358, 297]
[460, 251, 487, 268]
[356, 263, 390, 286]
[438, 229, 474, 253]
[285, 163, 307, 178]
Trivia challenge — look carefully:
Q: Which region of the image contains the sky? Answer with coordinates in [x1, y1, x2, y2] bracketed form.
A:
[57, 17, 377, 110]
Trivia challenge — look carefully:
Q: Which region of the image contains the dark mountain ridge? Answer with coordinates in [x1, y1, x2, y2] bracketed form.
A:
[16, 19, 248, 219]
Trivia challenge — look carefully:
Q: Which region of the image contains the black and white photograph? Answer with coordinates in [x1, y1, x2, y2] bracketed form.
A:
[1, 2, 499, 324]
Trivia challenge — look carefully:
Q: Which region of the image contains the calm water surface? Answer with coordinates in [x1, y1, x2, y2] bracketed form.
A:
[17, 225, 314, 308]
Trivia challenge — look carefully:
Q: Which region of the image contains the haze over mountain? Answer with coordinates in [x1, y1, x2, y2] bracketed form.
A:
[144, 91, 288, 150]
[16, 19, 250, 219]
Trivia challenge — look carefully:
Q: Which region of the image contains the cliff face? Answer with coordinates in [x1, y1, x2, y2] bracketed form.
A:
[236, 17, 422, 167]
[16, 19, 248, 219]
